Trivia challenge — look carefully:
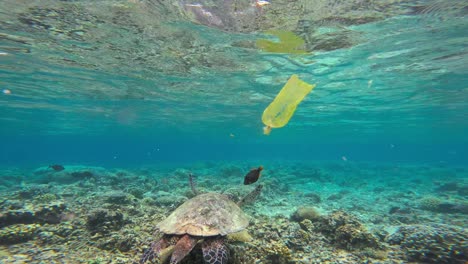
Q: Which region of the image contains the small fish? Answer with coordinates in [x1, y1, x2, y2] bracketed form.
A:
[244, 166, 263, 185]
[49, 164, 65, 171]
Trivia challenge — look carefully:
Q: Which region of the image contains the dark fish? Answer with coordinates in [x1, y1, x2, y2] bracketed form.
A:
[243, 166, 263, 185]
[49, 164, 65, 171]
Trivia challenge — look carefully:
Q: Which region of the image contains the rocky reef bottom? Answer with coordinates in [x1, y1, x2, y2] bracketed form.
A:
[0, 161, 467, 263]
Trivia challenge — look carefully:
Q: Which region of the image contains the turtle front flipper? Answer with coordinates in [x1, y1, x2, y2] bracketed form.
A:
[202, 236, 229, 264]
[237, 184, 263, 207]
[139, 235, 177, 264]
[170, 234, 198, 264]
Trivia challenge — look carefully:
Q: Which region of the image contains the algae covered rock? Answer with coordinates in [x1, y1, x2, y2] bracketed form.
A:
[102, 190, 133, 204]
[0, 202, 66, 227]
[33, 166, 101, 184]
[94, 227, 138, 252]
[291, 206, 321, 222]
[1, 200, 24, 210]
[0, 224, 40, 245]
[386, 224, 468, 263]
[314, 211, 381, 250]
[418, 196, 443, 211]
[16, 184, 50, 199]
[33, 202, 67, 224]
[263, 240, 293, 263]
[304, 192, 321, 203]
[154, 194, 188, 207]
[86, 209, 127, 235]
[35, 193, 57, 203]
[70, 170, 94, 179]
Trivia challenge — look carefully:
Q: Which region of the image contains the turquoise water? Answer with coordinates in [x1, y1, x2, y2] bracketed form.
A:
[0, 1, 467, 263]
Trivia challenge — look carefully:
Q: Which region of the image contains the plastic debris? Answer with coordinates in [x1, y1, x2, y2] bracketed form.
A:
[262, 74, 316, 135]
[256, 30, 308, 54]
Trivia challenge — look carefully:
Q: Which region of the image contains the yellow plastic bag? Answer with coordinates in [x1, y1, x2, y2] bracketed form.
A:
[262, 74, 316, 135]
[256, 30, 309, 54]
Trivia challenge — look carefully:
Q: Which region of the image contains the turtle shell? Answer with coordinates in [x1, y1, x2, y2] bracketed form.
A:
[157, 193, 249, 236]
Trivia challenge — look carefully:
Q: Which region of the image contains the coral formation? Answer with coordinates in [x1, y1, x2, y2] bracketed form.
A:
[0, 202, 66, 227]
[314, 211, 381, 250]
[0, 224, 40, 245]
[70, 171, 94, 179]
[126, 187, 145, 199]
[291, 206, 321, 222]
[227, 230, 252, 243]
[102, 191, 132, 204]
[86, 209, 127, 235]
[153, 194, 188, 207]
[387, 224, 468, 263]
[419, 196, 443, 211]
[304, 192, 321, 203]
[0, 199, 24, 210]
[33, 202, 67, 224]
[0, 162, 467, 263]
[263, 241, 293, 263]
[16, 184, 50, 199]
[35, 193, 57, 203]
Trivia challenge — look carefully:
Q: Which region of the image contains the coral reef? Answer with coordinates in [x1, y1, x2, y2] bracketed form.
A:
[0, 199, 24, 210]
[227, 230, 252, 243]
[417, 196, 468, 214]
[0, 224, 40, 245]
[387, 224, 468, 263]
[127, 187, 145, 199]
[418, 196, 443, 211]
[303, 192, 321, 203]
[86, 209, 127, 235]
[314, 211, 381, 250]
[263, 241, 293, 264]
[0, 202, 66, 228]
[0, 162, 466, 263]
[291, 206, 321, 222]
[153, 194, 188, 207]
[70, 171, 94, 179]
[35, 193, 57, 203]
[101, 191, 133, 204]
[16, 184, 50, 199]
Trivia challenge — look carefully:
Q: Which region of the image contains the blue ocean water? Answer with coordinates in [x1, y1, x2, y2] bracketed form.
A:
[0, 1, 467, 263]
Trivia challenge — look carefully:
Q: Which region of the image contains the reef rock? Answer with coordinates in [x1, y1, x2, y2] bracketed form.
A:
[314, 211, 381, 250]
[86, 209, 127, 235]
[0, 224, 40, 245]
[291, 206, 321, 222]
[386, 224, 468, 263]
[0, 202, 66, 228]
[153, 194, 188, 207]
[101, 190, 132, 204]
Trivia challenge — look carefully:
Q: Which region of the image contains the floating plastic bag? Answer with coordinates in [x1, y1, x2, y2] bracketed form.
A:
[256, 30, 308, 54]
[262, 74, 316, 135]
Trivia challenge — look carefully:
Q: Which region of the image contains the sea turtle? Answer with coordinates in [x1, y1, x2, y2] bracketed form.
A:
[139, 174, 263, 264]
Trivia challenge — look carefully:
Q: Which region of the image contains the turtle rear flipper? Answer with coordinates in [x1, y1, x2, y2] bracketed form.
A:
[139, 235, 177, 264]
[170, 234, 198, 264]
[202, 237, 229, 264]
